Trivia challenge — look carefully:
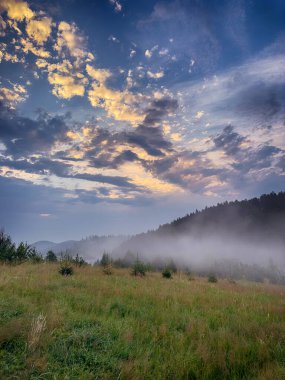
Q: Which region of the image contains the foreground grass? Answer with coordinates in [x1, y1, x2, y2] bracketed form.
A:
[0, 264, 285, 379]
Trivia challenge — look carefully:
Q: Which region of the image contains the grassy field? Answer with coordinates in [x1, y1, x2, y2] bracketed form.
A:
[0, 264, 285, 379]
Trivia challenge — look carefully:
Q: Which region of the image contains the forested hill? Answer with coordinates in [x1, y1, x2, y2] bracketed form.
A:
[114, 192, 285, 256]
[156, 191, 285, 237]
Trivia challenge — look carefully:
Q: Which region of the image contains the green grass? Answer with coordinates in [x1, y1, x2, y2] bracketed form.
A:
[0, 264, 285, 379]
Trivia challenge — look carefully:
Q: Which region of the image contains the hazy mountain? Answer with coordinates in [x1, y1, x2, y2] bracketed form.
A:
[112, 192, 285, 269]
[32, 240, 77, 254]
[33, 192, 285, 270]
[33, 236, 127, 263]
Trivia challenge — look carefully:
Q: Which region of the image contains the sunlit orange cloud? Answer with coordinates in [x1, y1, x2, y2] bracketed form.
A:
[0, 0, 34, 21]
[0, 1, 173, 130]
[119, 162, 181, 194]
[171, 133, 182, 142]
[48, 72, 86, 99]
[87, 63, 146, 123]
[26, 17, 52, 45]
[0, 83, 27, 108]
[19, 37, 51, 58]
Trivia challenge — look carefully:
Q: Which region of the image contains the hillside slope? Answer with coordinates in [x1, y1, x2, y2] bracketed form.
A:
[113, 192, 285, 268]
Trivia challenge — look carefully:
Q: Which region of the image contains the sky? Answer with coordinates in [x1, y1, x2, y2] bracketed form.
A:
[0, 0, 284, 243]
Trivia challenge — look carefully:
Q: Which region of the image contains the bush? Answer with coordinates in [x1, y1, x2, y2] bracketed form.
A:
[46, 250, 58, 262]
[208, 274, 217, 283]
[0, 229, 15, 263]
[73, 253, 87, 267]
[100, 252, 111, 267]
[162, 268, 172, 279]
[0, 230, 42, 264]
[59, 261, 74, 276]
[131, 259, 146, 276]
[103, 263, 113, 275]
[27, 247, 43, 263]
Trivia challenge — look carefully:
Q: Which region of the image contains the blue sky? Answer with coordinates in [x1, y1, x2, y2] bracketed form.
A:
[0, 0, 284, 243]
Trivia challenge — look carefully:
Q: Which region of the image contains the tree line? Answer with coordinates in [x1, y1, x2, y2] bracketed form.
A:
[0, 230, 86, 265]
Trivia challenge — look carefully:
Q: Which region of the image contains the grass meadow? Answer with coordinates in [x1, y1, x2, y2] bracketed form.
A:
[0, 263, 285, 379]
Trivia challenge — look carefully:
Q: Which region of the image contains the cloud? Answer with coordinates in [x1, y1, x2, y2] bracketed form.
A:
[0, 103, 70, 157]
[0, 83, 27, 108]
[195, 111, 204, 119]
[144, 45, 159, 59]
[159, 48, 169, 56]
[145, 49, 152, 59]
[144, 149, 223, 194]
[213, 125, 246, 156]
[48, 72, 86, 99]
[87, 63, 146, 123]
[20, 37, 51, 57]
[0, 0, 34, 21]
[176, 53, 285, 133]
[109, 0, 122, 13]
[71, 173, 137, 189]
[142, 97, 178, 127]
[147, 70, 164, 79]
[171, 133, 182, 141]
[83, 97, 178, 172]
[108, 35, 120, 43]
[0, 14, 6, 36]
[26, 16, 52, 45]
[86, 64, 111, 83]
[55, 21, 87, 60]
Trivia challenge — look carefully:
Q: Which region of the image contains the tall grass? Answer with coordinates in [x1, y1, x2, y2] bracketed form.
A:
[0, 263, 285, 379]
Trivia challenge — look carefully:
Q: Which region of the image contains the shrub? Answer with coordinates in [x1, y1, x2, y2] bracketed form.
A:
[162, 268, 172, 279]
[103, 263, 113, 275]
[0, 231, 42, 264]
[208, 274, 218, 283]
[73, 253, 87, 267]
[100, 252, 111, 267]
[59, 261, 74, 276]
[46, 250, 58, 262]
[27, 248, 43, 263]
[0, 229, 15, 263]
[131, 259, 146, 276]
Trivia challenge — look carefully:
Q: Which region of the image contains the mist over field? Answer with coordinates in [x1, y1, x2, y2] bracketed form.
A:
[113, 232, 285, 269]
[30, 192, 285, 283]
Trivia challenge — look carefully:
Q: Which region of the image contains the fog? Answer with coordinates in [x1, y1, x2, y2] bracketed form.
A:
[112, 232, 284, 268]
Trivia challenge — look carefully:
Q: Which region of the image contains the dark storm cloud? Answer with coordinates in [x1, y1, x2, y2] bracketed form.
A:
[144, 150, 223, 193]
[235, 82, 285, 123]
[278, 154, 285, 171]
[86, 97, 177, 168]
[126, 124, 172, 157]
[207, 125, 285, 193]
[141, 124, 284, 194]
[0, 156, 139, 189]
[125, 97, 177, 156]
[143, 98, 178, 126]
[212, 125, 283, 174]
[213, 125, 246, 155]
[71, 173, 138, 189]
[0, 103, 70, 157]
[0, 157, 71, 177]
[232, 145, 282, 173]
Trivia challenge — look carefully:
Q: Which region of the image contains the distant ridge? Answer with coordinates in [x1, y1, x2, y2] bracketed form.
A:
[114, 191, 285, 255]
[33, 192, 285, 262]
